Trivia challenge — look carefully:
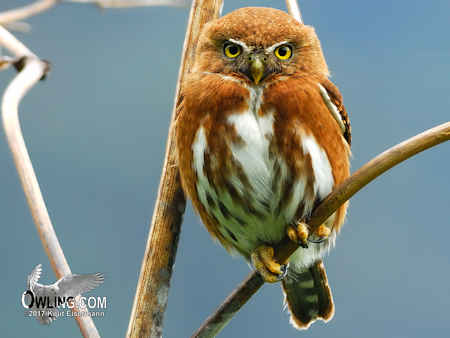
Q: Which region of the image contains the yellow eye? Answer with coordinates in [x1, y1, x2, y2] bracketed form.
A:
[274, 45, 292, 60]
[224, 43, 242, 58]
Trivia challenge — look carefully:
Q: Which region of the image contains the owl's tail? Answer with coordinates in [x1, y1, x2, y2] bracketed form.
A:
[281, 260, 334, 330]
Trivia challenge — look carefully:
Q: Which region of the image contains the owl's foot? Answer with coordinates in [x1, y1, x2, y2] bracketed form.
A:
[308, 224, 331, 243]
[251, 245, 287, 283]
[287, 222, 310, 248]
[288, 223, 332, 246]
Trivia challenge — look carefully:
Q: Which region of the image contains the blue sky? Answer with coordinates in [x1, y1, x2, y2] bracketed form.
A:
[1, 1, 449, 337]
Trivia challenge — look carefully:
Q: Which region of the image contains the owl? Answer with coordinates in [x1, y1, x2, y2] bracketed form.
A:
[176, 7, 351, 330]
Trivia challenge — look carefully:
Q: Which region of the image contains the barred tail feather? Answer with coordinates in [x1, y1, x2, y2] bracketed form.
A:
[281, 260, 334, 330]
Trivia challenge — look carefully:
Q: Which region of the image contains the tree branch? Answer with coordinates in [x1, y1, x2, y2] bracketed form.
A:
[0, 0, 187, 26]
[285, 0, 303, 23]
[126, 0, 222, 337]
[63, 0, 189, 8]
[0, 0, 61, 25]
[0, 25, 100, 338]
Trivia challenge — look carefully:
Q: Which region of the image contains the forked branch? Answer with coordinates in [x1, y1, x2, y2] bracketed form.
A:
[0, 25, 100, 338]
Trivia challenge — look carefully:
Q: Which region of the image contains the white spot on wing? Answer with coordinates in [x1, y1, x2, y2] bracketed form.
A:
[318, 83, 345, 133]
[192, 127, 214, 208]
[302, 135, 334, 199]
[283, 177, 306, 221]
[192, 127, 207, 181]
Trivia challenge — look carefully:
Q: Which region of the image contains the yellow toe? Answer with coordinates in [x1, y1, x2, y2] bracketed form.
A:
[251, 245, 285, 283]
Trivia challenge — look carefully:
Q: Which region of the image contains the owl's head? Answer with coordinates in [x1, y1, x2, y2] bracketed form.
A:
[193, 7, 329, 84]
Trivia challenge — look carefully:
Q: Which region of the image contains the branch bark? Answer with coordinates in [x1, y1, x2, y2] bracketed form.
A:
[126, 0, 223, 337]
[285, 0, 303, 23]
[0, 25, 100, 338]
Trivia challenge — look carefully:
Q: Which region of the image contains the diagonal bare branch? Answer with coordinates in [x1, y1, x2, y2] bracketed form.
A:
[0, 26, 35, 57]
[0, 25, 100, 338]
[0, 0, 61, 25]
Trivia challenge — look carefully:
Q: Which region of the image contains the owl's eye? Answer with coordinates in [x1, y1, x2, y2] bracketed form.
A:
[223, 42, 242, 58]
[274, 45, 292, 60]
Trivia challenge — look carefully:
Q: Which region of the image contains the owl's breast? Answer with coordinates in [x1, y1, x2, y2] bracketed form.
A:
[190, 82, 335, 256]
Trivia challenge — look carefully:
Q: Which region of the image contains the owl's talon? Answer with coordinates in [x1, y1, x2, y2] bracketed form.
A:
[287, 222, 309, 248]
[316, 224, 331, 239]
[278, 263, 288, 280]
[251, 245, 285, 283]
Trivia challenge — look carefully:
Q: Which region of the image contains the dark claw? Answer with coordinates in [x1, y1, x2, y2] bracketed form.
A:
[308, 235, 327, 244]
[277, 263, 289, 281]
[299, 240, 309, 249]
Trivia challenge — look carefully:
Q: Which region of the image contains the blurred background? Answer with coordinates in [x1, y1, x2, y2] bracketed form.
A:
[1, 0, 449, 337]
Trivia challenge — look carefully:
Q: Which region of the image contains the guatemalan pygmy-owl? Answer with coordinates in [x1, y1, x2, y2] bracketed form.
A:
[176, 7, 351, 329]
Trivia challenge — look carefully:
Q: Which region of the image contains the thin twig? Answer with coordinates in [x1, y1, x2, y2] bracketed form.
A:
[64, 0, 189, 8]
[192, 123, 450, 337]
[0, 0, 60, 25]
[0, 0, 187, 26]
[286, 0, 303, 23]
[0, 25, 100, 338]
[126, 0, 222, 337]
[0, 26, 35, 57]
[4, 22, 32, 33]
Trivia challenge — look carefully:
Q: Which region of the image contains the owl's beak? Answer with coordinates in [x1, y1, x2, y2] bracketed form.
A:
[249, 56, 265, 85]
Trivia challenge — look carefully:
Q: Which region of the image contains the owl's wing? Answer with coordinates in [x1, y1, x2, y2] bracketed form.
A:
[55, 273, 104, 298]
[27, 264, 42, 290]
[318, 79, 351, 145]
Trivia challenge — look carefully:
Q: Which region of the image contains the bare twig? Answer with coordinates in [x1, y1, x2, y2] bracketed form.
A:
[4, 22, 32, 33]
[0, 0, 60, 25]
[126, 0, 222, 337]
[64, 0, 189, 8]
[0, 26, 35, 57]
[0, 25, 100, 338]
[0, 0, 187, 26]
[286, 0, 303, 23]
[192, 122, 450, 337]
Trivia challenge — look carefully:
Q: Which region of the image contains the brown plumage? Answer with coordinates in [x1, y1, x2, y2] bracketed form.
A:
[176, 7, 351, 330]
